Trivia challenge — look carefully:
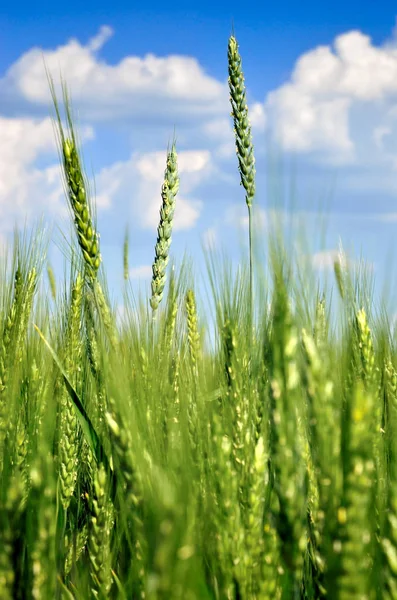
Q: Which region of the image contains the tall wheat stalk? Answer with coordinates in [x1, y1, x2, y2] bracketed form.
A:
[150, 140, 179, 315]
[227, 31, 256, 325]
[48, 77, 120, 352]
[51, 101, 101, 280]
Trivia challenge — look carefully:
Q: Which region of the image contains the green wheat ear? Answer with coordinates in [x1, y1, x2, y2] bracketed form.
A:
[47, 75, 101, 281]
[150, 140, 179, 313]
[62, 138, 101, 280]
[227, 34, 256, 208]
[227, 32, 256, 321]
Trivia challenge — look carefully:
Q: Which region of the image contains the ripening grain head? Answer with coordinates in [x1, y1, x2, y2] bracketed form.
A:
[150, 141, 179, 313]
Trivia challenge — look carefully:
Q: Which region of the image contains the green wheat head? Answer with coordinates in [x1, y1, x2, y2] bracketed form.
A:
[150, 140, 179, 312]
[227, 34, 256, 208]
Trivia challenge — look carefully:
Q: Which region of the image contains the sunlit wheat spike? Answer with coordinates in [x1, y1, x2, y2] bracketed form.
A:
[30, 455, 57, 599]
[48, 77, 101, 280]
[243, 435, 268, 596]
[164, 281, 178, 354]
[150, 140, 179, 312]
[227, 34, 256, 208]
[62, 138, 101, 279]
[57, 272, 84, 510]
[0, 473, 25, 597]
[64, 525, 88, 577]
[0, 266, 22, 394]
[93, 281, 118, 350]
[88, 463, 113, 597]
[333, 382, 376, 597]
[314, 295, 328, 351]
[0, 266, 24, 465]
[355, 308, 376, 386]
[15, 267, 37, 365]
[185, 289, 200, 375]
[227, 33, 256, 318]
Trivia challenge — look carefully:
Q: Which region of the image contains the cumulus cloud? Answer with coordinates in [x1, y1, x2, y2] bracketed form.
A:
[263, 27, 397, 168]
[0, 107, 214, 234]
[249, 102, 267, 131]
[311, 249, 341, 270]
[0, 26, 262, 234]
[8, 22, 397, 246]
[0, 25, 229, 124]
[129, 265, 152, 279]
[0, 115, 95, 232]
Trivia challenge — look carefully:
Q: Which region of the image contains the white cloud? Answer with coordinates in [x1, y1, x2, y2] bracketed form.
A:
[213, 141, 235, 159]
[262, 27, 397, 167]
[0, 111, 212, 235]
[312, 249, 341, 270]
[0, 25, 273, 243]
[129, 265, 152, 279]
[249, 102, 267, 131]
[0, 25, 229, 123]
[87, 25, 114, 52]
[0, 115, 95, 232]
[202, 118, 234, 158]
[202, 117, 231, 140]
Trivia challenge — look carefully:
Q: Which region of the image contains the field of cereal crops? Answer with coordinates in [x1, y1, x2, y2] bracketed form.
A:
[0, 32, 396, 599]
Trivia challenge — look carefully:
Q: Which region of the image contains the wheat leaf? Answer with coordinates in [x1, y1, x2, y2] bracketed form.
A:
[33, 324, 111, 474]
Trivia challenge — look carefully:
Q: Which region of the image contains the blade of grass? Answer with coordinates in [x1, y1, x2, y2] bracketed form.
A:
[33, 324, 111, 477]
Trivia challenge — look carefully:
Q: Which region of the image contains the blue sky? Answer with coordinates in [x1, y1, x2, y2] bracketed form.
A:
[2, 2, 397, 322]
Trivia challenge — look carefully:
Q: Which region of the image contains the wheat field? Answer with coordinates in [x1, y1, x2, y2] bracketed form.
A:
[0, 32, 396, 599]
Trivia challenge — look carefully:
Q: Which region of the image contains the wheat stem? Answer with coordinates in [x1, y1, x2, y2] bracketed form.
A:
[227, 33, 256, 323]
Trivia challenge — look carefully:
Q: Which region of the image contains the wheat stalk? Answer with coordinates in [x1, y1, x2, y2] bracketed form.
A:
[0, 472, 25, 598]
[0, 267, 24, 463]
[227, 32, 256, 321]
[57, 272, 84, 510]
[48, 76, 101, 281]
[30, 456, 57, 599]
[88, 463, 113, 597]
[105, 408, 147, 595]
[64, 525, 88, 577]
[61, 138, 101, 278]
[163, 267, 178, 355]
[150, 140, 179, 313]
[268, 274, 307, 591]
[333, 383, 376, 598]
[185, 289, 200, 377]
